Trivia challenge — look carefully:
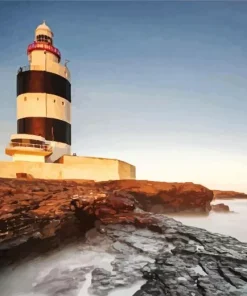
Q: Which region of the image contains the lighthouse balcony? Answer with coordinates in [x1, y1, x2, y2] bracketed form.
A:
[5, 134, 53, 157]
[18, 62, 71, 81]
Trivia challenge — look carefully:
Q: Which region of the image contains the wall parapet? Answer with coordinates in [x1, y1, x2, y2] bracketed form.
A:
[0, 156, 136, 181]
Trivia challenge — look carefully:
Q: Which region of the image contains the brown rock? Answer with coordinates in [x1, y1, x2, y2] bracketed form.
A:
[107, 195, 135, 212]
[98, 180, 213, 213]
[95, 207, 117, 217]
[41, 220, 61, 238]
[211, 203, 230, 212]
[213, 190, 247, 200]
[0, 177, 213, 265]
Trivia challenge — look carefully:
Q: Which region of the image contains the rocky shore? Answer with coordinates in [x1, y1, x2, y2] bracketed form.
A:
[1, 177, 247, 295]
[213, 190, 247, 200]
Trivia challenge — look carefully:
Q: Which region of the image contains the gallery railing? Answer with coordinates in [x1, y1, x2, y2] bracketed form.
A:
[17, 65, 43, 73]
[8, 142, 52, 152]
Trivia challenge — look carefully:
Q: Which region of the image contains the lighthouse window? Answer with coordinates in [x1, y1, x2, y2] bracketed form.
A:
[53, 99, 56, 103]
[62, 102, 64, 105]
[36, 34, 53, 44]
[24, 97, 27, 101]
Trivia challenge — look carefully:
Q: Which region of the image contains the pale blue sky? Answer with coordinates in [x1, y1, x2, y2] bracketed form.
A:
[1, 1, 247, 192]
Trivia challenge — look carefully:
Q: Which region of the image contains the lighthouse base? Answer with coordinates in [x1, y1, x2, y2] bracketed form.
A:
[0, 156, 136, 181]
[5, 134, 71, 164]
[5, 146, 52, 162]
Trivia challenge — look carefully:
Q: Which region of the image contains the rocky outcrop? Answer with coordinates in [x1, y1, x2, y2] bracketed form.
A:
[98, 180, 213, 213]
[211, 203, 230, 212]
[2, 177, 247, 295]
[0, 177, 212, 264]
[23, 219, 247, 296]
[0, 178, 213, 254]
[213, 190, 247, 199]
[2, 211, 247, 295]
[89, 220, 247, 296]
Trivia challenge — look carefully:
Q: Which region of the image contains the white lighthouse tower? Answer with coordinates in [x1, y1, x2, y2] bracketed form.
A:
[6, 21, 71, 163]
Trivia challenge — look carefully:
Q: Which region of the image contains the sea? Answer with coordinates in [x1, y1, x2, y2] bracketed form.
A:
[0, 198, 246, 296]
[170, 199, 247, 243]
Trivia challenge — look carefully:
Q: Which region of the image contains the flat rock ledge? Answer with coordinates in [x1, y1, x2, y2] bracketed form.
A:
[91, 219, 247, 296]
[213, 190, 247, 200]
[0, 178, 246, 295]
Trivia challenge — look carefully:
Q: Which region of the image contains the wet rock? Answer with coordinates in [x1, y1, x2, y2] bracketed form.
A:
[33, 266, 93, 296]
[103, 220, 247, 296]
[0, 178, 246, 296]
[0, 178, 213, 256]
[211, 203, 230, 212]
[92, 268, 111, 282]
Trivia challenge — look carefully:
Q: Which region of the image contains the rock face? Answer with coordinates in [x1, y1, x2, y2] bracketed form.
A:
[213, 190, 247, 200]
[1, 177, 247, 295]
[2, 215, 247, 295]
[0, 178, 213, 257]
[211, 203, 230, 212]
[98, 180, 213, 213]
[98, 221, 247, 296]
[0, 178, 213, 262]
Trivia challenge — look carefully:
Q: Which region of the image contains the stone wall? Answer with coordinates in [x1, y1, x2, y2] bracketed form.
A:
[12, 153, 45, 163]
[0, 161, 62, 179]
[57, 155, 120, 181]
[118, 159, 136, 179]
[0, 156, 136, 181]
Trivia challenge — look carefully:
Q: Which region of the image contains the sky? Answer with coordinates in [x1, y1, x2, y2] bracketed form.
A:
[1, 1, 247, 192]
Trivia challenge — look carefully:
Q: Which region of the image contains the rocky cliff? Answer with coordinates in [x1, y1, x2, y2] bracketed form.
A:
[99, 180, 213, 213]
[213, 190, 247, 199]
[0, 178, 213, 259]
[1, 178, 247, 295]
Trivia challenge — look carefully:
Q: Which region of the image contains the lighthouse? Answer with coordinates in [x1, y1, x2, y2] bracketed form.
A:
[6, 21, 71, 163]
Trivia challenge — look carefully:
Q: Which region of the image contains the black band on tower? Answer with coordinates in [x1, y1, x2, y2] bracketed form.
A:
[17, 70, 71, 102]
[17, 117, 71, 145]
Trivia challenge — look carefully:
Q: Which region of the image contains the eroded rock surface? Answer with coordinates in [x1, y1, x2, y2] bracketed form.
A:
[86, 217, 247, 296]
[0, 178, 213, 262]
[4, 217, 246, 296]
[2, 216, 247, 296]
[99, 180, 213, 213]
[0, 178, 246, 295]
